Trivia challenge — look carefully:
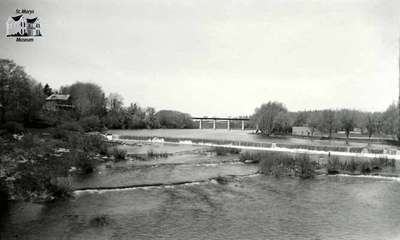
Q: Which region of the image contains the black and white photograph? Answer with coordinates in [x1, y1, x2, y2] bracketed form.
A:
[1, 0, 400, 239]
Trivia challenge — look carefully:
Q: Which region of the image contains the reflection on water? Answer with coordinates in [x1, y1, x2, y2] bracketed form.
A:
[2, 143, 400, 240]
[2, 176, 400, 240]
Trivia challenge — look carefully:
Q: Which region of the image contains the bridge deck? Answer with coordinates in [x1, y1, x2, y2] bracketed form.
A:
[192, 117, 250, 121]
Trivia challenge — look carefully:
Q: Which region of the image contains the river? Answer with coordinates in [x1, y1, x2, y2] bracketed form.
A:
[1, 141, 400, 240]
[108, 129, 397, 150]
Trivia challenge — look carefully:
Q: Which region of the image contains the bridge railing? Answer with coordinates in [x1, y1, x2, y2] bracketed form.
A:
[191, 117, 250, 130]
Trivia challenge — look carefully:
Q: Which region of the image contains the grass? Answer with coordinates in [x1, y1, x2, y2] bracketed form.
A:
[147, 150, 170, 158]
[47, 178, 73, 201]
[214, 175, 230, 184]
[326, 155, 396, 174]
[110, 148, 127, 161]
[240, 151, 317, 179]
[90, 215, 110, 227]
[239, 150, 268, 163]
[128, 149, 171, 161]
[70, 150, 96, 174]
[213, 147, 241, 156]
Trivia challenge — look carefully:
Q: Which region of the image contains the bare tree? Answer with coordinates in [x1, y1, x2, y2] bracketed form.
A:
[106, 93, 124, 112]
[61, 82, 106, 119]
[339, 109, 356, 144]
[307, 111, 321, 137]
[319, 110, 337, 139]
[252, 101, 287, 135]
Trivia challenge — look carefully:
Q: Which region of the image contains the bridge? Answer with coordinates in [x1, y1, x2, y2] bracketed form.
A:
[192, 117, 250, 130]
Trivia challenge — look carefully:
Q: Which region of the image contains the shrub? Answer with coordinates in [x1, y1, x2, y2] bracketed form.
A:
[239, 150, 270, 163]
[327, 156, 341, 174]
[295, 154, 315, 179]
[326, 156, 395, 174]
[69, 150, 95, 174]
[360, 161, 371, 174]
[20, 133, 40, 148]
[57, 121, 83, 132]
[83, 135, 108, 155]
[111, 148, 127, 161]
[147, 150, 169, 158]
[259, 152, 294, 176]
[79, 116, 103, 132]
[90, 215, 110, 227]
[47, 178, 72, 200]
[346, 158, 357, 172]
[214, 147, 241, 156]
[50, 127, 69, 140]
[214, 176, 229, 184]
[2, 121, 24, 134]
[246, 151, 316, 178]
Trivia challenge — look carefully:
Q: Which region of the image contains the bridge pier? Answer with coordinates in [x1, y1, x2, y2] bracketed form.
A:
[192, 117, 249, 131]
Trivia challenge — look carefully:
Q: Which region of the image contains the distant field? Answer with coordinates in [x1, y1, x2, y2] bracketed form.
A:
[108, 129, 398, 150]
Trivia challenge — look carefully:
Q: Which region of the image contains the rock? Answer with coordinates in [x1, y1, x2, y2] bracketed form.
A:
[244, 159, 257, 164]
[16, 156, 28, 163]
[106, 134, 113, 141]
[5, 176, 16, 182]
[327, 169, 340, 175]
[55, 148, 70, 153]
[214, 176, 230, 185]
[12, 134, 24, 140]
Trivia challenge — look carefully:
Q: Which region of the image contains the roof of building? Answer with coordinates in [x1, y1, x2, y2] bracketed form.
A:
[26, 17, 38, 23]
[292, 126, 311, 130]
[46, 94, 70, 101]
[11, 15, 23, 21]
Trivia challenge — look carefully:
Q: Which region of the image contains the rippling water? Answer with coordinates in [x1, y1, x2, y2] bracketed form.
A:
[2, 143, 400, 240]
[108, 129, 395, 149]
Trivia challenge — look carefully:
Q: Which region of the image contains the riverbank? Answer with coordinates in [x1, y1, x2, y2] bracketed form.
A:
[0, 128, 120, 204]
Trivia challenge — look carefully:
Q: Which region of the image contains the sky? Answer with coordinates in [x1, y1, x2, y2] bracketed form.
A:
[0, 0, 400, 117]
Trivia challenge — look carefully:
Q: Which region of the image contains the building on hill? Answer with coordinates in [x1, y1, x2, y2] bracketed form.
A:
[292, 126, 321, 137]
[43, 94, 73, 111]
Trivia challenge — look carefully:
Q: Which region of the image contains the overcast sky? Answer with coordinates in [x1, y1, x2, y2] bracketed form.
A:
[1, 0, 400, 117]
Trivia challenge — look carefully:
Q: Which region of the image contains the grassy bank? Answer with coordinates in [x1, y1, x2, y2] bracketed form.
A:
[326, 156, 395, 174]
[239, 150, 397, 178]
[239, 151, 317, 178]
[0, 127, 113, 203]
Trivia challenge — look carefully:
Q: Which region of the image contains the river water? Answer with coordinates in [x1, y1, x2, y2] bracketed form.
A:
[1, 142, 400, 240]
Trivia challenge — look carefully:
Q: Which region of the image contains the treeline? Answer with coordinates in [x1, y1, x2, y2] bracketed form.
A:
[1, 59, 399, 140]
[0, 59, 195, 131]
[252, 101, 399, 141]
